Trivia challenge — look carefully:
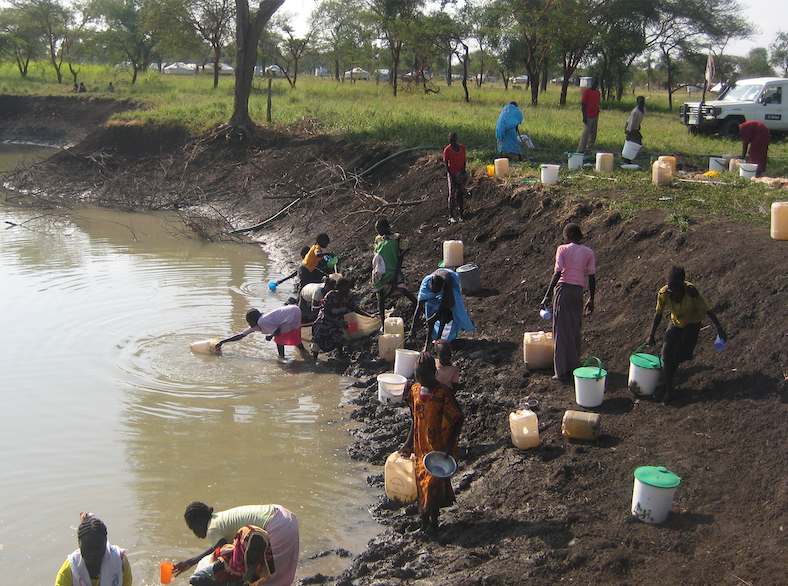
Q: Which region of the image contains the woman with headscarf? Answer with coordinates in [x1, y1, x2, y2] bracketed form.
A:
[410, 269, 475, 351]
[55, 512, 132, 586]
[174, 503, 299, 586]
[495, 102, 524, 161]
[189, 525, 275, 586]
[398, 353, 463, 536]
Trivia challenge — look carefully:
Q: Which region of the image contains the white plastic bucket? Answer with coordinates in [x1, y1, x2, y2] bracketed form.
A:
[739, 162, 757, 179]
[628, 343, 663, 396]
[567, 152, 584, 170]
[709, 157, 726, 172]
[377, 373, 408, 404]
[456, 263, 482, 294]
[573, 357, 606, 408]
[540, 164, 559, 184]
[631, 466, 681, 524]
[394, 349, 420, 379]
[622, 141, 641, 160]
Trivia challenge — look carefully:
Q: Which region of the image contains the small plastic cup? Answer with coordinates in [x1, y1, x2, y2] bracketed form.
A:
[487, 164, 495, 176]
[714, 335, 725, 352]
[268, 281, 277, 291]
[160, 561, 173, 584]
[540, 308, 552, 320]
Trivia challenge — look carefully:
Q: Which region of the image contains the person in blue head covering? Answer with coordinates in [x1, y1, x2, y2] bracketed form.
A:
[410, 269, 475, 351]
[495, 102, 524, 161]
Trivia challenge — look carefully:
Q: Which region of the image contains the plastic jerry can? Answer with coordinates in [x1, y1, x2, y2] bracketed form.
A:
[384, 451, 417, 503]
[509, 408, 540, 449]
[523, 331, 553, 370]
[384, 317, 405, 337]
[561, 410, 601, 441]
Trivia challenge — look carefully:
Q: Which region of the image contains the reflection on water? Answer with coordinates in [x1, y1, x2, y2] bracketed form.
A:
[0, 202, 380, 585]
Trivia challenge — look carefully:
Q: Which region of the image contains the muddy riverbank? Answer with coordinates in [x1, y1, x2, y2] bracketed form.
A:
[3, 96, 788, 586]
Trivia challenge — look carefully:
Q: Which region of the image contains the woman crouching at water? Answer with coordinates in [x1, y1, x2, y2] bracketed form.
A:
[399, 352, 463, 536]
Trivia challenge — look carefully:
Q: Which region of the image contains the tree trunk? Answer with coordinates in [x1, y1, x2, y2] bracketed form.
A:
[229, 0, 285, 136]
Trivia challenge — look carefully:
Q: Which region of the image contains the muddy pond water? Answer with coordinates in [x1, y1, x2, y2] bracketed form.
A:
[0, 145, 380, 584]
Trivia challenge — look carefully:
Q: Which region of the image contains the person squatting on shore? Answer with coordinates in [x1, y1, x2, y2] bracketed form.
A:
[541, 223, 596, 380]
[647, 265, 727, 405]
[411, 269, 475, 351]
[55, 512, 132, 586]
[398, 352, 463, 536]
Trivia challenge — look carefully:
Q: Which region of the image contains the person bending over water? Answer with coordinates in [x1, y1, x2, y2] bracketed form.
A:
[174, 503, 299, 586]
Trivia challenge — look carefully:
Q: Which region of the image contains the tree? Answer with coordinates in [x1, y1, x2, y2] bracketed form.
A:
[270, 13, 313, 88]
[368, 0, 424, 97]
[183, 0, 235, 88]
[553, 0, 601, 105]
[310, 0, 367, 81]
[770, 31, 788, 77]
[738, 47, 775, 78]
[0, 6, 43, 77]
[229, 0, 285, 137]
[94, 0, 162, 84]
[11, 0, 93, 84]
[510, 0, 560, 106]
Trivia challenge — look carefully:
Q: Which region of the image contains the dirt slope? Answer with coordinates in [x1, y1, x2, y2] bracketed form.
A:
[3, 97, 788, 586]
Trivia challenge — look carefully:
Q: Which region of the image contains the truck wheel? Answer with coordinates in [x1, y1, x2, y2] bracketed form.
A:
[687, 125, 699, 135]
[720, 118, 742, 139]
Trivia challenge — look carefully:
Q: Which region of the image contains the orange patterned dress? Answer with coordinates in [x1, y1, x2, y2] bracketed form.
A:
[407, 382, 463, 512]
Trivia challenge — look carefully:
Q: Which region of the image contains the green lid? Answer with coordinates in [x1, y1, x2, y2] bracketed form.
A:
[630, 352, 662, 370]
[634, 466, 681, 488]
[573, 356, 606, 380]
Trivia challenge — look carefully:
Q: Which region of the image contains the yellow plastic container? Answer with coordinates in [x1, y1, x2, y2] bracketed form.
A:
[772, 202, 788, 240]
[384, 317, 405, 337]
[487, 164, 495, 176]
[190, 339, 221, 355]
[443, 240, 464, 268]
[652, 160, 672, 186]
[378, 333, 403, 361]
[658, 155, 677, 175]
[522, 331, 553, 370]
[494, 157, 510, 177]
[595, 152, 614, 172]
[509, 408, 540, 449]
[561, 410, 601, 441]
[384, 452, 417, 503]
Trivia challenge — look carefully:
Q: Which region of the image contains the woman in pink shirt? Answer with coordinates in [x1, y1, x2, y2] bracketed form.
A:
[541, 223, 596, 379]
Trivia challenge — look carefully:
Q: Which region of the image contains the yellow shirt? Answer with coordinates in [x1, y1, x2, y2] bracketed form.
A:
[302, 244, 323, 271]
[54, 553, 132, 586]
[655, 281, 711, 327]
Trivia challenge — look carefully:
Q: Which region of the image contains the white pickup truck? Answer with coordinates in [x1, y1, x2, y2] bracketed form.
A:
[678, 77, 787, 137]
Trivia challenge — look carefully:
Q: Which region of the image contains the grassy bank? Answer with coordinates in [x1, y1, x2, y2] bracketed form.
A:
[2, 63, 786, 227]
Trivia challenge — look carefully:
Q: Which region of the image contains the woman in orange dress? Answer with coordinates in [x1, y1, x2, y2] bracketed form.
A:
[399, 352, 464, 535]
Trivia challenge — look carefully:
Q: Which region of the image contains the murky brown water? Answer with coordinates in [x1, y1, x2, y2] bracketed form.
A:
[0, 145, 380, 584]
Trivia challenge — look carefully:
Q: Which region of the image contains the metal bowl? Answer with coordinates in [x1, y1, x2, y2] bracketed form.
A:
[423, 451, 457, 478]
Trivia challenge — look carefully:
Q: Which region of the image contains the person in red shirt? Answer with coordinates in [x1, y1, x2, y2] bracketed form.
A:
[739, 120, 770, 174]
[578, 79, 601, 154]
[442, 132, 467, 223]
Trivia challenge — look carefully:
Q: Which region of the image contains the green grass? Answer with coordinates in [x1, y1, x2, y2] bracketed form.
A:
[1, 62, 786, 226]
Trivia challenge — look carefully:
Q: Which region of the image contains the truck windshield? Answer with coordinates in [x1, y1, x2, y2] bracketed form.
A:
[722, 84, 764, 102]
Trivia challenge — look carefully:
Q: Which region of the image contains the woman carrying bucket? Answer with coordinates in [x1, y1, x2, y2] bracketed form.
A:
[647, 265, 727, 405]
[541, 223, 596, 381]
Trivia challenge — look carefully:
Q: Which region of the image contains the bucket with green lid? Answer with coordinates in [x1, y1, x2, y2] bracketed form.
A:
[628, 343, 663, 396]
[573, 357, 606, 408]
[631, 466, 681, 524]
